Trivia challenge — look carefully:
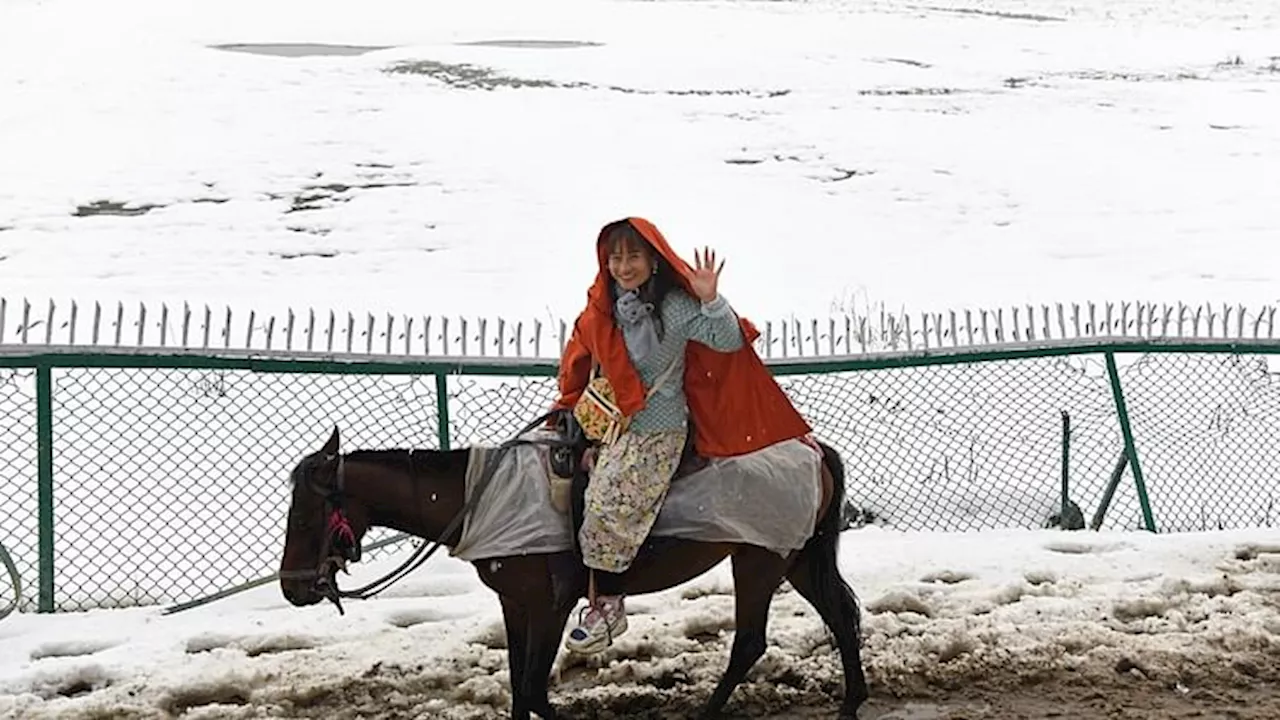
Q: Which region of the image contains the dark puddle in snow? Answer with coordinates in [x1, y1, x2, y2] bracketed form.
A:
[211, 43, 391, 57]
[210, 40, 601, 58]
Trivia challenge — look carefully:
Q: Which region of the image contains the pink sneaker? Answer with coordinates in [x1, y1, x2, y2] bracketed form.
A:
[565, 596, 628, 654]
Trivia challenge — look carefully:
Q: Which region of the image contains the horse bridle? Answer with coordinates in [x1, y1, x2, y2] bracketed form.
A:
[277, 454, 365, 613]
[279, 411, 583, 615]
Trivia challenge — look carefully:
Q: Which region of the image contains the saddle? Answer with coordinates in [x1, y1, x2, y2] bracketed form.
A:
[545, 410, 707, 558]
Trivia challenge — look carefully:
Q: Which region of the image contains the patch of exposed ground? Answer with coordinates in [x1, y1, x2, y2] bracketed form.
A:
[385, 59, 788, 98]
[72, 200, 165, 217]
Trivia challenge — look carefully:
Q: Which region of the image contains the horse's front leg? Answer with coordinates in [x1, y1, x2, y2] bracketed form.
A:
[499, 595, 532, 720]
[522, 597, 576, 720]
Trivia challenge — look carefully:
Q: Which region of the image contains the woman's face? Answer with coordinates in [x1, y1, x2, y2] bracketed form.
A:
[606, 238, 655, 291]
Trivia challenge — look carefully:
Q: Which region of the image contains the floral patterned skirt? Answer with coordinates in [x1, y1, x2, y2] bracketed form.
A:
[579, 427, 686, 573]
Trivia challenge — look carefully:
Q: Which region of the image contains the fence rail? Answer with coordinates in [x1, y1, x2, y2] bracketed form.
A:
[3, 296, 1277, 358]
[1, 299, 1279, 615]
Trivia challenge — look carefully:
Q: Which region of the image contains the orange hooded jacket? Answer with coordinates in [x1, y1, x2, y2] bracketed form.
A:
[551, 217, 812, 458]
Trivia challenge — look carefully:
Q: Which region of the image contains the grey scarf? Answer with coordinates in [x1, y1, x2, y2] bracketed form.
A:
[614, 286, 660, 363]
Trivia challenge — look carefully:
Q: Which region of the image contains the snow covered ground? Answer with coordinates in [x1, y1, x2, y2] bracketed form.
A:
[2, 0, 1280, 716]
[3, 529, 1280, 718]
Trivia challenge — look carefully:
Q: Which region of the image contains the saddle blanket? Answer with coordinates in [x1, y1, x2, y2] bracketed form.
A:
[451, 431, 824, 562]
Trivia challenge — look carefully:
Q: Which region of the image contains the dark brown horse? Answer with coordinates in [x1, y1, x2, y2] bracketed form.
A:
[279, 427, 868, 719]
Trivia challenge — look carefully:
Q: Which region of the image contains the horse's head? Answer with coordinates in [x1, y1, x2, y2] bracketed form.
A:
[279, 426, 369, 611]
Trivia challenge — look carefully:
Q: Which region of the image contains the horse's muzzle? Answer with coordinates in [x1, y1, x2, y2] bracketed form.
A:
[281, 579, 323, 607]
[280, 557, 349, 613]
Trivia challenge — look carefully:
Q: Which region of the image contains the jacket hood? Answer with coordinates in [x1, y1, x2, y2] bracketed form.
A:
[587, 217, 697, 312]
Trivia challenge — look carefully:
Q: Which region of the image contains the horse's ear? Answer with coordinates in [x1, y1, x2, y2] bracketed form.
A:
[322, 426, 340, 456]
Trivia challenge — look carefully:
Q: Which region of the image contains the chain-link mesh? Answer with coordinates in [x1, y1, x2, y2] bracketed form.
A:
[1116, 353, 1280, 531]
[781, 353, 1280, 533]
[779, 355, 1125, 531]
[2, 349, 1278, 611]
[47, 368, 441, 611]
[447, 375, 560, 445]
[0, 368, 38, 613]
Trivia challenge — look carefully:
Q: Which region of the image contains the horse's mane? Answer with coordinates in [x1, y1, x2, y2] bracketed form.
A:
[288, 447, 470, 488]
[343, 448, 470, 476]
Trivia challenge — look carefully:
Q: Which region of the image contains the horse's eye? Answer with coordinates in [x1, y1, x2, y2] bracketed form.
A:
[289, 507, 316, 531]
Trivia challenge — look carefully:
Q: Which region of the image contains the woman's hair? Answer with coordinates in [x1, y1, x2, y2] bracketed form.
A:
[601, 220, 676, 338]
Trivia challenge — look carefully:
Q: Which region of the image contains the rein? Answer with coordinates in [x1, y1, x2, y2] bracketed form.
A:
[284, 411, 576, 614]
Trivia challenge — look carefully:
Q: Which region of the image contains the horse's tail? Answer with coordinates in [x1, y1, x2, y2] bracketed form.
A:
[798, 440, 862, 642]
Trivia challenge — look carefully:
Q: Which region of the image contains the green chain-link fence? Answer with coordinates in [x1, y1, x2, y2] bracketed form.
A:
[1, 342, 1278, 613]
[779, 351, 1280, 534]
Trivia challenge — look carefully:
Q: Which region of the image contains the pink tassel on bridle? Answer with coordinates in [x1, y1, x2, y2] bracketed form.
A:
[328, 509, 356, 547]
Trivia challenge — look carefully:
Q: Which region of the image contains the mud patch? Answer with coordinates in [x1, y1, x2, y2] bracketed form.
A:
[858, 87, 970, 96]
[285, 226, 333, 237]
[1069, 69, 1204, 82]
[72, 199, 165, 217]
[914, 5, 1066, 23]
[386, 58, 787, 98]
[271, 248, 340, 258]
[618, 87, 788, 98]
[821, 168, 875, 182]
[724, 152, 872, 185]
[1234, 542, 1280, 561]
[152, 635, 1280, 720]
[387, 59, 578, 90]
[871, 57, 933, 69]
[22, 664, 114, 700]
[269, 180, 416, 214]
[160, 681, 250, 715]
[55, 679, 98, 698]
[858, 685, 1280, 720]
[256, 656, 511, 718]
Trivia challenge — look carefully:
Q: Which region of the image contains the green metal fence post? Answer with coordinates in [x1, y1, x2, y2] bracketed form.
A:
[1060, 410, 1070, 524]
[35, 363, 55, 612]
[1104, 352, 1157, 532]
[434, 372, 451, 451]
[1090, 450, 1129, 531]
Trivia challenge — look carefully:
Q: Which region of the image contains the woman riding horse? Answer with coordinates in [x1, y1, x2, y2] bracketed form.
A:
[552, 217, 815, 654]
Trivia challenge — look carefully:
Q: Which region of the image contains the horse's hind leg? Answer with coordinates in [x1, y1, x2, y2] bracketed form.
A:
[700, 546, 789, 719]
[787, 552, 868, 719]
